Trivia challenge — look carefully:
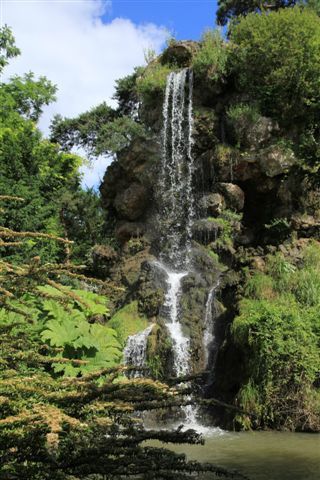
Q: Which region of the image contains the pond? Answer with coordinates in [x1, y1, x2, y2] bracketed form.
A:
[148, 428, 320, 480]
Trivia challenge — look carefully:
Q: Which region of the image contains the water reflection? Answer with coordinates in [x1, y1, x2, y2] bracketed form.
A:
[148, 430, 320, 480]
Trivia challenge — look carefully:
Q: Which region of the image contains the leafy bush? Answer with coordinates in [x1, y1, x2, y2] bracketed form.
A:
[232, 243, 320, 430]
[226, 103, 260, 147]
[229, 7, 320, 123]
[1, 285, 123, 377]
[192, 29, 229, 83]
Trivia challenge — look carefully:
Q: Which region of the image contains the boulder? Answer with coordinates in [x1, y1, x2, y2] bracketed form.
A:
[259, 145, 296, 177]
[199, 193, 225, 216]
[114, 183, 149, 221]
[216, 183, 245, 211]
[118, 138, 159, 187]
[160, 41, 198, 67]
[291, 213, 320, 231]
[245, 116, 276, 149]
[192, 219, 222, 244]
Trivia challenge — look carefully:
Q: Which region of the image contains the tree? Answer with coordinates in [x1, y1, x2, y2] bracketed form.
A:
[217, 0, 320, 25]
[216, 0, 298, 26]
[3, 72, 57, 121]
[50, 71, 147, 158]
[0, 27, 96, 263]
[0, 196, 245, 480]
[0, 24, 20, 72]
[229, 7, 320, 124]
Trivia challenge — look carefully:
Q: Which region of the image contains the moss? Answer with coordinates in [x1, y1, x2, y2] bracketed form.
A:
[108, 301, 148, 346]
[146, 324, 172, 379]
[136, 62, 173, 104]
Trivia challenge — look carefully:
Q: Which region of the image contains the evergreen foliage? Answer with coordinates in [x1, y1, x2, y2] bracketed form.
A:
[50, 77, 147, 158]
[216, 0, 297, 26]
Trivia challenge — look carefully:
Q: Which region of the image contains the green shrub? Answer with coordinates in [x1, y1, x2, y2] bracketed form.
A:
[136, 62, 172, 103]
[227, 103, 260, 147]
[230, 7, 320, 123]
[0, 286, 123, 377]
[192, 29, 229, 83]
[232, 244, 320, 429]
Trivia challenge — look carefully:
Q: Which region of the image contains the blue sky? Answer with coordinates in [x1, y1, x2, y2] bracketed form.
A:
[104, 0, 218, 40]
[1, 0, 219, 188]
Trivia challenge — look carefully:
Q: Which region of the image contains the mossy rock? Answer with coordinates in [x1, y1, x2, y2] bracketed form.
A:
[160, 41, 198, 67]
[146, 323, 173, 379]
[108, 301, 148, 346]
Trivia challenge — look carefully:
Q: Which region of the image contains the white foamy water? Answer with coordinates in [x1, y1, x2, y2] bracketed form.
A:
[124, 324, 154, 377]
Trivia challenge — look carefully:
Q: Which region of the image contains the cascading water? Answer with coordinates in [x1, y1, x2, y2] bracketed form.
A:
[204, 279, 220, 366]
[159, 69, 195, 269]
[155, 69, 199, 423]
[124, 325, 154, 377]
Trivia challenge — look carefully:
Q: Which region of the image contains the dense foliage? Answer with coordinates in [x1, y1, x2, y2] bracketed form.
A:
[233, 243, 320, 430]
[0, 196, 243, 480]
[216, 0, 315, 25]
[192, 30, 229, 85]
[50, 82, 147, 157]
[229, 7, 320, 124]
[0, 27, 109, 264]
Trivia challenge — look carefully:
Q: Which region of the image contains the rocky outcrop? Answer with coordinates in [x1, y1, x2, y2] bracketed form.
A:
[199, 193, 225, 216]
[114, 183, 149, 220]
[259, 145, 296, 177]
[160, 41, 199, 67]
[216, 183, 245, 211]
[98, 41, 320, 421]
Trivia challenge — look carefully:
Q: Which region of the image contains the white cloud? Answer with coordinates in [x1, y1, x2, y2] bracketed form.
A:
[1, 0, 168, 187]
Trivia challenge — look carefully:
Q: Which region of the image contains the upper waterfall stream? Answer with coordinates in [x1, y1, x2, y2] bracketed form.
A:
[157, 69, 195, 381]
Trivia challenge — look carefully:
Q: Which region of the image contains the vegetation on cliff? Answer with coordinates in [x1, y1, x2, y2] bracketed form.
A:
[48, 3, 320, 432]
[233, 242, 320, 430]
[1, 5, 320, 480]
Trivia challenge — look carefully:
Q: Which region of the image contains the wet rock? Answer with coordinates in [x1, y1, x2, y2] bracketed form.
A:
[192, 219, 221, 244]
[115, 221, 145, 243]
[137, 261, 167, 317]
[120, 249, 154, 287]
[199, 193, 225, 216]
[114, 183, 149, 221]
[216, 183, 245, 211]
[91, 244, 118, 278]
[259, 145, 296, 177]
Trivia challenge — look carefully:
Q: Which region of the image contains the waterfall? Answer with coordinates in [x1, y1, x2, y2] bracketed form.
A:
[124, 324, 154, 377]
[159, 69, 195, 269]
[155, 69, 199, 424]
[204, 279, 220, 366]
[157, 69, 195, 380]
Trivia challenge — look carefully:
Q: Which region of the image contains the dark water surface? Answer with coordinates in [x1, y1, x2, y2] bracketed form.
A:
[148, 429, 320, 480]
